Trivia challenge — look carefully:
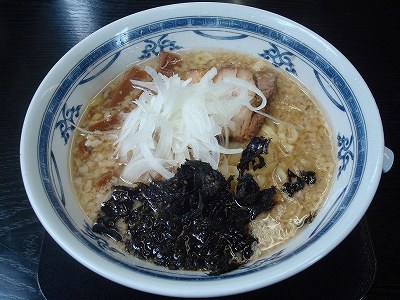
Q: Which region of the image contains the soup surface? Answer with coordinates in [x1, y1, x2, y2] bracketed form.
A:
[70, 50, 335, 271]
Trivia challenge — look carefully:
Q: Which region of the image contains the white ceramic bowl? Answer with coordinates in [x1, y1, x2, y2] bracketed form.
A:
[20, 2, 392, 298]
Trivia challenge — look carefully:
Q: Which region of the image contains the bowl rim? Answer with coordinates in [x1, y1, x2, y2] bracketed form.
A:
[20, 2, 384, 297]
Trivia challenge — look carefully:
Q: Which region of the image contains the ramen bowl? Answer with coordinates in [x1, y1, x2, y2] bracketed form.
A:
[20, 2, 392, 298]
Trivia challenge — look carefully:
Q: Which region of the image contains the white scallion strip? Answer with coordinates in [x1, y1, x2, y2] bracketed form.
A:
[114, 66, 268, 183]
[222, 77, 267, 111]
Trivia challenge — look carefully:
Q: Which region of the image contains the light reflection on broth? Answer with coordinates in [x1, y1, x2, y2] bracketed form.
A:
[70, 50, 335, 264]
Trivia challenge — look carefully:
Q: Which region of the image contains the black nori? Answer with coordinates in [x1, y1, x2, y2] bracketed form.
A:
[235, 173, 276, 221]
[281, 169, 316, 197]
[237, 136, 271, 175]
[92, 137, 276, 275]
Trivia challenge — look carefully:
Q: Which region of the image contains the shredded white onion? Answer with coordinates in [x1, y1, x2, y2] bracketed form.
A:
[114, 66, 268, 184]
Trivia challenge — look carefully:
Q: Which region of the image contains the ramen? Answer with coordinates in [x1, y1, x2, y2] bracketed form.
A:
[70, 50, 335, 273]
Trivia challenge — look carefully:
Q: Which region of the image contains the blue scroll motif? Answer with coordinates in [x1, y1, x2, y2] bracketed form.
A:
[79, 51, 121, 85]
[82, 221, 126, 256]
[55, 103, 82, 145]
[138, 34, 183, 60]
[314, 70, 345, 111]
[50, 150, 65, 206]
[193, 30, 248, 40]
[259, 43, 297, 75]
[337, 133, 354, 179]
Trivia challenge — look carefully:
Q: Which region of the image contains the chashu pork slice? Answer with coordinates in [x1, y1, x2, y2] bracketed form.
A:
[181, 67, 277, 142]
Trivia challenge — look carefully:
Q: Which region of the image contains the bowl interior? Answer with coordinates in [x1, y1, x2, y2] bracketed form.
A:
[20, 2, 384, 297]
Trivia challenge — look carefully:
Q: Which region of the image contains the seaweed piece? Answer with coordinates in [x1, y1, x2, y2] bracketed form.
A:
[235, 173, 276, 220]
[93, 159, 276, 275]
[302, 171, 317, 185]
[92, 184, 144, 241]
[237, 136, 271, 175]
[92, 137, 280, 275]
[281, 169, 316, 197]
[304, 211, 317, 224]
